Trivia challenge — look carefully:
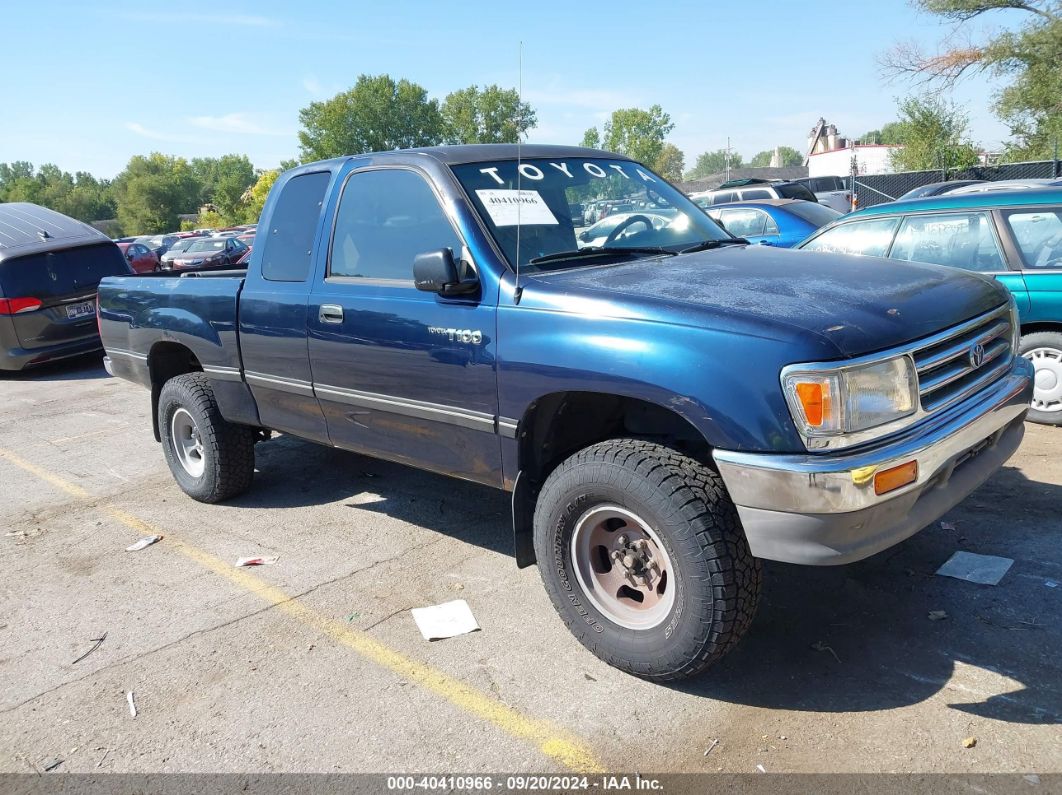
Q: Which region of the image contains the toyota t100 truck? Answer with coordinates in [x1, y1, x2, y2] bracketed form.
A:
[98, 145, 1034, 680]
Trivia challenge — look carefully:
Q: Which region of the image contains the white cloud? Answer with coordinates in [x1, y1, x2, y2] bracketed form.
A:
[125, 122, 204, 144]
[186, 113, 291, 136]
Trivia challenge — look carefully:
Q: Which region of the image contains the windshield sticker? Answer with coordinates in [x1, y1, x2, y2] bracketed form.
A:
[477, 162, 658, 186]
[475, 189, 558, 227]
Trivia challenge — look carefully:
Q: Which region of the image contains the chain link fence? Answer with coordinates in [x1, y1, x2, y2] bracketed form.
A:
[852, 159, 1062, 208]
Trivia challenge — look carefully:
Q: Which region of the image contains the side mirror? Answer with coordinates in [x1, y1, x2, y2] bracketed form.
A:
[413, 248, 477, 296]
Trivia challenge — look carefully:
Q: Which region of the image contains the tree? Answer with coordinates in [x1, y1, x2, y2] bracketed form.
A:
[686, 149, 743, 180]
[748, 145, 804, 167]
[886, 95, 981, 171]
[190, 155, 256, 221]
[297, 74, 444, 161]
[111, 153, 199, 235]
[881, 0, 1062, 158]
[239, 169, 280, 224]
[580, 127, 601, 149]
[0, 162, 114, 223]
[653, 143, 685, 181]
[441, 84, 536, 144]
[588, 105, 674, 165]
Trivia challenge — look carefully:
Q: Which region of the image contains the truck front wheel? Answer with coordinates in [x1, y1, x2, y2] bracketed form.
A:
[533, 439, 761, 680]
[158, 373, 256, 503]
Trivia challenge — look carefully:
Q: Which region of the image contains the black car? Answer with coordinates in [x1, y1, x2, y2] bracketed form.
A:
[1, 203, 132, 370]
[168, 236, 249, 271]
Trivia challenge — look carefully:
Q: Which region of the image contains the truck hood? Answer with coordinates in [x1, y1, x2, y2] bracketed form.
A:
[529, 245, 1008, 357]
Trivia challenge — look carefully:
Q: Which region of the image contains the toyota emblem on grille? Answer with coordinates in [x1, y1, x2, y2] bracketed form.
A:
[969, 342, 986, 368]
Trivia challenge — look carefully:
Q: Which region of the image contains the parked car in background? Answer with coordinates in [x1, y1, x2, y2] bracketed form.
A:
[577, 212, 673, 247]
[0, 203, 132, 370]
[159, 238, 198, 270]
[791, 176, 852, 213]
[946, 178, 1062, 195]
[169, 236, 248, 270]
[690, 178, 818, 207]
[117, 242, 160, 273]
[798, 190, 1062, 424]
[897, 180, 987, 200]
[705, 199, 841, 247]
[235, 247, 252, 266]
[136, 234, 180, 258]
[236, 232, 255, 247]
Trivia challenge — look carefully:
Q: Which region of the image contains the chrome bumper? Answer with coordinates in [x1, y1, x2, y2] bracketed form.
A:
[713, 358, 1034, 565]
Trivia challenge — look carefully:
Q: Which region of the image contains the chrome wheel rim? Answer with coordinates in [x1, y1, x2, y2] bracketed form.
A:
[170, 408, 206, 477]
[570, 505, 676, 630]
[1024, 347, 1062, 413]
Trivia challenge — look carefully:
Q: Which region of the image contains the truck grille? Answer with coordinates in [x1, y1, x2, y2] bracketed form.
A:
[914, 306, 1013, 414]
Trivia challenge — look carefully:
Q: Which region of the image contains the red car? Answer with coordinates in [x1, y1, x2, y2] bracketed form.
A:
[116, 242, 160, 273]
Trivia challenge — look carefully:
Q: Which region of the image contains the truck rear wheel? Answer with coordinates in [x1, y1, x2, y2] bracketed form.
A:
[158, 373, 256, 503]
[533, 439, 761, 680]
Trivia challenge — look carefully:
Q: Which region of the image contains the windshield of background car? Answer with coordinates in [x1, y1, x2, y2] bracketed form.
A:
[451, 158, 730, 272]
[187, 239, 225, 253]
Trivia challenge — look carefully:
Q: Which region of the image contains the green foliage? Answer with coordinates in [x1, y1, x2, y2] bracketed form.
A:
[597, 105, 674, 165]
[893, 1, 1062, 159]
[887, 96, 981, 171]
[441, 84, 536, 144]
[653, 143, 685, 181]
[111, 153, 200, 235]
[240, 170, 280, 225]
[190, 155, 256, 220]
[297, 74, 444, 161]
[748, 145, 804, 167]
[0, 162, 115, 224]
[580, 127, 601, 149]
[686, 149, 744, 180]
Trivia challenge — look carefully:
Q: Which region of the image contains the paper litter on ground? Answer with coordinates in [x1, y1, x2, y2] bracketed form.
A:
[234, 556, 279, 567]
[125, 535, 162, 552]
[936, 550, 1014, 585]
[410, 599, 480, 641]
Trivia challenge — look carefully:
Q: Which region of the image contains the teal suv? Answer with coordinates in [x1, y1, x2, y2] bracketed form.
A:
[799, 189, 1062, 424]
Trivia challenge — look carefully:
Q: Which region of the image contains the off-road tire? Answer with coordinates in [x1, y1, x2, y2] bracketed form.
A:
[158, 372, 256, 502]
[1019, 331, 1062, 426]
[533, 439, 762, 680]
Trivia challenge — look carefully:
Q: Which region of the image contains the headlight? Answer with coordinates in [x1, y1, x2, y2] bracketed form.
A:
[782, 355, 918, 440]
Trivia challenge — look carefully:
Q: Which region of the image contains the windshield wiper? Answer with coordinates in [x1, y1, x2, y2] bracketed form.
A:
[528, 246, 677, 266]
[678, 238, 749, 254]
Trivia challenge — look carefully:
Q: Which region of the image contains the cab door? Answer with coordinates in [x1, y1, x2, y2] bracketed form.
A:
[306, 166, 501, 486]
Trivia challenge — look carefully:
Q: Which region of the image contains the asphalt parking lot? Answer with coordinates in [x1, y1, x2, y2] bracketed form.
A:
[1, 354, 1060, 776]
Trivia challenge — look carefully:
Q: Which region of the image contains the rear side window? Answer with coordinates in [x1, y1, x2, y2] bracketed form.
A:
[710, 191, 738, 205]
[260, 171, 330, 282]
[718, 208, 768, 237]
[801, 217, 900, 257]
[1004, 209, 1062, 269]
[0, 243, 129, 299]
[889, 212, 1005, 272]
[776, 183, 817, 202]
[740, 189, 773, 200]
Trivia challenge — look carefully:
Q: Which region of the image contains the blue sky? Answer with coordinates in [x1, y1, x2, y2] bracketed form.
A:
[1, 0, 1020, 178]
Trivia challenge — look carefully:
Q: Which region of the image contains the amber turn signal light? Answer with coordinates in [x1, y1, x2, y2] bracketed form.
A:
[795, 382, 827, 427]
[873, 460, 918, 496]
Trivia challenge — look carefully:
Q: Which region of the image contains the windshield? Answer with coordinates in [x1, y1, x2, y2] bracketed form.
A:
[187, 239, 226, 253]
[451, 158, 730, 272]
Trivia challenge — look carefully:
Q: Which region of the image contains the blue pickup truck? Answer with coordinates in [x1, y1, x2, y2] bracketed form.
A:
[99, 145, 1034, 680]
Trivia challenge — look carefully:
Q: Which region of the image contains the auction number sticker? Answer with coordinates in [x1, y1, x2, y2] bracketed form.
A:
[475, 189, 558, 227]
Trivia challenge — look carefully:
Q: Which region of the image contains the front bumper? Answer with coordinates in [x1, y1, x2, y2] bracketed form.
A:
[713, 358, 1034, 565]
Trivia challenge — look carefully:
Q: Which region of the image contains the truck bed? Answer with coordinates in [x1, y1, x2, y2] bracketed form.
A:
[98, 272, 246, 387]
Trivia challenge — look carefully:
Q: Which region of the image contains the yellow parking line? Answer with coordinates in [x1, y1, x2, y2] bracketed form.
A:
[1, 449, 603, 773]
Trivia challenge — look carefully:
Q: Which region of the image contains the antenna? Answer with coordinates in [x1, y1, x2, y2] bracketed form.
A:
[513, 40, 524, 305]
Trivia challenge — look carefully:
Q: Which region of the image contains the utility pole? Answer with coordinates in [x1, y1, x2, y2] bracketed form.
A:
[726, 137, 731, 182]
